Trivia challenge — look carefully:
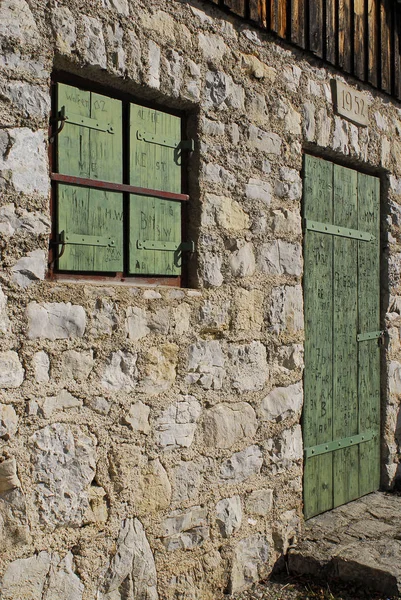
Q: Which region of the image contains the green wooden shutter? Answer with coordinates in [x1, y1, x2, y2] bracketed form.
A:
[129, 104, 182, 276]
[303, 155, 380, 519]
[56, 83, 123, 272]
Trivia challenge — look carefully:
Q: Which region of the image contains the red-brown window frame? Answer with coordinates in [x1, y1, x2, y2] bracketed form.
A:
[48, 72, 191, 287]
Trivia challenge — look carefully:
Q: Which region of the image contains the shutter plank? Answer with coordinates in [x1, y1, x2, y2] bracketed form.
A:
[332, 165, 359, 508]
[326, 0, 336, 64]
[129, 104, 181, 276]
[354, 0, 366, 80]
[338, 0, 352, 72]
[303, 155, 334, 519]
[357, 173, 380, 497]
[309, 0, 323, 57]
[368, 0, 379, 87]
[291, 0, 305, 48]
[381, 0, 392, 93]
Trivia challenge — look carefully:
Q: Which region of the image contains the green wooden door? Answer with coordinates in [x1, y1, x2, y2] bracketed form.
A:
[56, 83, 123, 272]
[303, 155, 380, 519]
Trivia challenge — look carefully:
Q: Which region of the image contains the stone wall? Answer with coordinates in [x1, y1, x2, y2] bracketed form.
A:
[0, 0, 401, 598]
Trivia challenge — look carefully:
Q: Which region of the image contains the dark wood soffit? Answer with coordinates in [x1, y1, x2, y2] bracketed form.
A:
[201, 0, 401, 101]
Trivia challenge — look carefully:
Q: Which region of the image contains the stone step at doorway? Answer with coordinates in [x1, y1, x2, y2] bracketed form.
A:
[288, 492, 401, 597]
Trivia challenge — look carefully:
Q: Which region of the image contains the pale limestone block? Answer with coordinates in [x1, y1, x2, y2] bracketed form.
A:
[41, 390, 83, 418]
[124, 401, 150, 434]
[246, 489, 273, 516]
[199, 300, 230, 329]
[198, 33, 228, 63]
[389, 361, 401, 395]
[126, 306, 150, 340]
[269, 285, 304, 333]
[275, 167, 302, 201]
[0, 404, 18, 439]
[229, 243, 255, 278]
[317, 107, 331, 147]
[258, 240, 302, 276]
[99, 518, 158, 600]
[172, 461, 203, 503]
[245, 178, 272, 204]
[86, 487, 108, 524]
[148, 308, 170, 334]
[203, 253, 224, 288]
[27, 302, 86, 340]
[156, 395, 201, 449]
[140, 344, 178, 395]
[268, 425, 303, 473]
[228, 342, 268, 392]
[0, 203, 50, 236]
[332, 116, 349, 154]
[0, 351, 24, 388]
[107, 22, 125, 72]
[270, 208, 301, 237]
[31, 423, 96, 527]
[82, 16, 107, 68]
[148, 40, 161, 89]
[0, 457, 20, 493]
[216, 496, 242, 537]
[202, 194, 249, 230]
[162, 506, 208, 551]
[234, 289, 264, 332]
[220, 445, 263, 483]
[187, 340, 225, 389]
[303, 102, 316, 141]
[202, 162, 236, 188]
[102, 350, 137, 391]
[11, 249, 46, 288]
[45, 553, 84, 600]
[59, 350, 94, 382]
[0, 0, 40, 48]
[247, 125, 282, 155]
[165, 49, 183, 97]
[33, 351, 49, 383]
[260, 382, 303, 422]
[1, 551, 51, 600]
[0, 129, 49, 196]
[90, 299, 118, 336]
[4, 82, 50, 119]
[135, 459, 171, 514]
[86, 396, 110, 416]
[204, 402, 257, 449]
[283, 65, 302, 91]
[101, 0, 129, 14]
[0, 286, 11, 334]
[230, 535, 270, 593]
[185, 59, 201, 101]
[52, 6, 76, 54]
[173, 303, 191, 334]
[241, 54, 276, 80]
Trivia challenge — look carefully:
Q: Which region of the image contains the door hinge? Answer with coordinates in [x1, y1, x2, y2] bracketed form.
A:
[304, 430, 376, 459]
[136, 240, 195, 252]
[357, 330, 385, 342]
[136, 130, 194, 151]
[304, 219, 375, 242]
[64, 108, 115, 133]
[53, 231, 116, 259]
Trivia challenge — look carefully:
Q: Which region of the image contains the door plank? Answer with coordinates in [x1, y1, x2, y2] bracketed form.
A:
[309, 0, 323, 57]
[358, 172, 381, 496]
[303, 155, 334, 519]
[332, 164, 359, 508]
[368, 0, 379, 87]
[326, 0, 336, 65]
[291, 0, 305, 48]
[380, 0, 392, 93]
[354, 0, 366, 80]
[338, 0, 352, 72]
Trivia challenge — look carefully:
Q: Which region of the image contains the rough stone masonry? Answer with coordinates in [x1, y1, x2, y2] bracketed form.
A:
[0, 0, 401, 598]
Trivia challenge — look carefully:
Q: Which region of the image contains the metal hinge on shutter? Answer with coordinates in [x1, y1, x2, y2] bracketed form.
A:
[136, 130, 194, 151]
[304, 430, 376, 458]
[64, 109, 115, 133]
[304, 219, 375, 241]
[53, 231, 116, 259]
[136, 240, 195, 252]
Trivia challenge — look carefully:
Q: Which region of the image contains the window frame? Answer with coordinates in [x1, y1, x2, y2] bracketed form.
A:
[48, 72, 190, 287]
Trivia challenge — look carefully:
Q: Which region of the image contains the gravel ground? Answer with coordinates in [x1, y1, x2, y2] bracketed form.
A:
[230, 573, 398, 600]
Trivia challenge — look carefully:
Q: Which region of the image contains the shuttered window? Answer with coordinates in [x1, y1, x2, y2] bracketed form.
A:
[50, 80, 190, 283]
